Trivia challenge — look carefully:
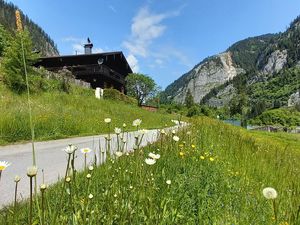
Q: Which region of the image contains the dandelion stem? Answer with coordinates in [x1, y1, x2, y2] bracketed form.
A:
[14, 181, 18, 210]
[29, 177, 33, 225]
[272, 200, 277, 222]
[41, 191, 45, 225]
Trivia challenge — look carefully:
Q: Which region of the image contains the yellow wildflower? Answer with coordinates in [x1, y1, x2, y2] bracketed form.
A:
[179, 152, 184, 157]
[191, 144, 196, 149]
[200, 156, 205, 160]
[209, 157, 214, 162]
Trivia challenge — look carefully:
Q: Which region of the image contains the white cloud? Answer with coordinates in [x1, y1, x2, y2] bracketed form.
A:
[152, 47, 193, 68]
[62, 36, 104, 55]
[127, 54, 139, 73]
[123, 7, 171, 57]
[123, 6, 183, 73]
[109, 5, 117, 13]
[93, 48, 104, 53]
[72, 43, 84, 54]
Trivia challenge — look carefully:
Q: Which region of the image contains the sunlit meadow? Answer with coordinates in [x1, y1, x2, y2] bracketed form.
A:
[0, 117, 299, 224]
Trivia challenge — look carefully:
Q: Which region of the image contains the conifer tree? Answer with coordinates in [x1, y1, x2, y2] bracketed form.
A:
[185, 88, 195, 108]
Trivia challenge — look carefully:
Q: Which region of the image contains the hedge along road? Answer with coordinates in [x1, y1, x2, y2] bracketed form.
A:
[0, 127, 179, 208]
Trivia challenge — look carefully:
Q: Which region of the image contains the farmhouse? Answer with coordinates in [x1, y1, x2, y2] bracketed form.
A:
[35, 39, 132, 93]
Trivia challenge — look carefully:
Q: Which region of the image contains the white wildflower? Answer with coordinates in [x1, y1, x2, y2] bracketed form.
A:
[173, 136, 180, 142]
[148, 152, 160, 160]
[0, 161, 11, 171]
[115, 151, 123, 157]
[145, 158, 156, 165]
[63, 144, 77, 154]
[80, 148, 92, 154]
[132, 119, 142, 127]
[104, 118, 111, 123]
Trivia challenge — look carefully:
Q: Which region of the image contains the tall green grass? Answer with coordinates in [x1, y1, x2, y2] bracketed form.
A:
[1, 117, 299, 224]
[0, 84, 174, 145]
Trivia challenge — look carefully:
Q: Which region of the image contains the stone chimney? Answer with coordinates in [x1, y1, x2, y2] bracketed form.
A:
[84, 37, 93, 54]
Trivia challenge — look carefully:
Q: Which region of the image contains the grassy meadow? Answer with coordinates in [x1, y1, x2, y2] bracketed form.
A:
[1, 117, 299, 224]
[0, 83, 174, 145]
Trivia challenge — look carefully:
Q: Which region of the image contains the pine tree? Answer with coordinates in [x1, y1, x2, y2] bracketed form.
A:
[185, 88, 194, 108]
[1, 29, 39, 93]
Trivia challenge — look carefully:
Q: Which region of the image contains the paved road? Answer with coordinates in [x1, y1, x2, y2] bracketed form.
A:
[0, 129, 163, 208]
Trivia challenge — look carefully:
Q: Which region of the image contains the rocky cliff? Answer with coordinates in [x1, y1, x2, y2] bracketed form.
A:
[162, 16, 300, 108]
[172, 52, 244, 103]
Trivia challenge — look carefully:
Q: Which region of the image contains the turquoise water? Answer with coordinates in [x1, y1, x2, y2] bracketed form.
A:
[222, 119, 254, 130]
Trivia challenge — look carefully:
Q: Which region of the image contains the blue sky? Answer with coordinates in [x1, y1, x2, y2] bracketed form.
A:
[6, 0, 300, 89]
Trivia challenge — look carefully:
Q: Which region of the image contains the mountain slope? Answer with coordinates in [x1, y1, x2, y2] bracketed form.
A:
[0, 0, 58, 56]
[162, 16, 300, 108]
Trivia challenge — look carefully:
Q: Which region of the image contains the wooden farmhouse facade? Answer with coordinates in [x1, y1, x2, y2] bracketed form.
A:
[35, 39, 132, 93]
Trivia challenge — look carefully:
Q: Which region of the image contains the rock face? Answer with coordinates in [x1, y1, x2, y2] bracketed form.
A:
[262, 50, 287, 74]
[172, 52, 244, 103]
[288, 91, 300, 106]
[207, 84, 236, 108]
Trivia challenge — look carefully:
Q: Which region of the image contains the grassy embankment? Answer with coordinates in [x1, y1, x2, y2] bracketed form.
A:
[1, 116, 299, 224]
[0, 83, 174, 145]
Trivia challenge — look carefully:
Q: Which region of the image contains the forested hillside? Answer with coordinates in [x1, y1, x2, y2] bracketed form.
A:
[0, 0, 58, 56]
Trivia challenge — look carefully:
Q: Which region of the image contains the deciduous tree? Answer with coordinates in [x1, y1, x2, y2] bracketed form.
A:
[126, 73, 156, 106]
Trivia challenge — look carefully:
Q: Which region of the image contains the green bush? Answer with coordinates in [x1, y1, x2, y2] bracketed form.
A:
[103, 88, 137, 105]
[187, 105, 200, 117]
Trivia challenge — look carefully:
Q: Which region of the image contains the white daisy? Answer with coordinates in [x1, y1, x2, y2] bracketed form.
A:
[148, 152, 160, 160]
[145, 158, 156, 165]
[173, 136, 180, 142]
[0, 161, 11, 171]
[80, 148, 92, 154]
[104, 118, 111, 123]
[132, 119, 142, 127]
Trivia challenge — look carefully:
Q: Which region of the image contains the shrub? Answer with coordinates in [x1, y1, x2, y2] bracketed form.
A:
[103, 88, 137, 105]
[187, 105, 200, 117]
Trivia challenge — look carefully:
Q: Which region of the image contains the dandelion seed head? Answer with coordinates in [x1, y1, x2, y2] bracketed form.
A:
[86, 174, 92, 179]
[166, 180, 171, 185]
[14, 175, 21, 183]
[114, 127, 122, 135]
[263, 187, 278, 199]
[40, 183, 47, 191]
[88, 194, 94, 199]
[88, 166, 94, 171]
[27, 166, 37, 177]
